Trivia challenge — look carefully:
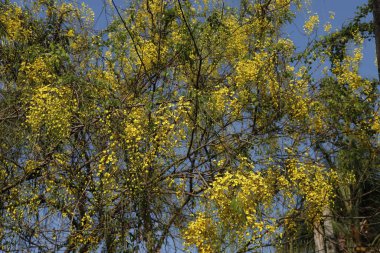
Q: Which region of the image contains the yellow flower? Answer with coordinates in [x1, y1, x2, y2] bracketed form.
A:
[67, 29, 75, 37]
[324, 23, 332, 32]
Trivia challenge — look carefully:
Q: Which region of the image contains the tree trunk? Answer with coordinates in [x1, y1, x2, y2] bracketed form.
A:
[323, 208, 336, 253]
[314, 221, 325, 253]
[372, 0, 380, 79]
[314, 207, 337, 253]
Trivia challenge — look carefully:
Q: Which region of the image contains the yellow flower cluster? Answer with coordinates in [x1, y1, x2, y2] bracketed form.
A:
[308, 101, 326, 134]
[277, 38, 295, 58]
[183, 158, 338, 251]
[121, 99, 189, 194]
[208, 86, 233, 117]
[275, 0, 291, 7]
[123, 107, 146, 149]
[26, 86, 74, 140]
[223, 16, 250, 59]
[234, 52, 269, 87]
[183, 169, 278, 251]
[0, 4, 31, 41]
[139, 40, 159, 69]
[303, 14, 319, 34]
[372, 114, 380, 133]
[286, 66, 310, 120]
[87, 68, 119, 98]
[333, 47, 370, 90]
[324, 22, 332, 32]
[209, 171, 275, 225]
[286, 159, 337, 221]
[69, 211, 98, 246]
[183, 212, 219, 253]
[20, 57, 56, 85]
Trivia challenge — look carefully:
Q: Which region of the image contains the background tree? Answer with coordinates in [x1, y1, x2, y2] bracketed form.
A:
[277, 2, 380, 252]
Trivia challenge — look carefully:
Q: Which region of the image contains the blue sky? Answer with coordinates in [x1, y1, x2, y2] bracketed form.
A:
[298, 0, 377, 78]
[81, 0, 377, 78]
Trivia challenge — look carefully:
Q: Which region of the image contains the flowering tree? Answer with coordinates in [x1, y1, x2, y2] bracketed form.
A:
[0, 0, 378, 252]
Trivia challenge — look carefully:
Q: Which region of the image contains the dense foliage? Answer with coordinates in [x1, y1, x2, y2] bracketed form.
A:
[0, 0, 379, 252]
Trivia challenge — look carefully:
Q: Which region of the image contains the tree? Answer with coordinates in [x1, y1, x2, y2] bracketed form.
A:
[373, 0, 380, 79]
[288, 2, 380, 252]
[0, 0, 378, 252]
